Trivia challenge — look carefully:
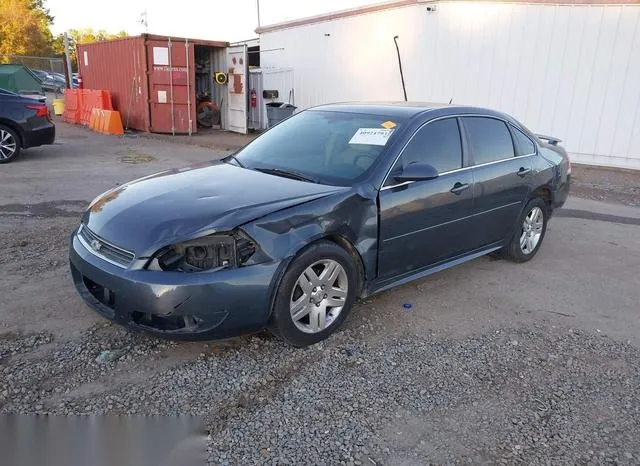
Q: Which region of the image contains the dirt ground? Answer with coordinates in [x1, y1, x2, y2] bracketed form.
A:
[570, 164, 640, 206]
[1, 121, 640, 464]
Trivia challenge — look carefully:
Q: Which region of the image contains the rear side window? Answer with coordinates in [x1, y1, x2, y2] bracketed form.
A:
[511, 126, 536, 156]
[400, 118, 462, 173]
[463, 117, 514, 165]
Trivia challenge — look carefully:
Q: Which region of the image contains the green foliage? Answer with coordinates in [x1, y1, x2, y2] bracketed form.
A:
[0, 1, 128, 69]
[0, 0, 54, 58]
[62, 28, 129, 70]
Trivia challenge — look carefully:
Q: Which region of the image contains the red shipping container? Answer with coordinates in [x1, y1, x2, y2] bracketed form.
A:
[77, 34, 228, 134]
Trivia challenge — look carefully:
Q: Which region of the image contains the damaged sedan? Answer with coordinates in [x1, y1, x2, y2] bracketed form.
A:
[70, 103, 570, 346]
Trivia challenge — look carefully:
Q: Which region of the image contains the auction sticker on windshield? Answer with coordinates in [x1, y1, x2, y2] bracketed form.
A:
[349, 128, 394, 146]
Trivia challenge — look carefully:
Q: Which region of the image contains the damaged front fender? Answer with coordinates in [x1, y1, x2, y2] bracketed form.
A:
[242, 187, 379, 283]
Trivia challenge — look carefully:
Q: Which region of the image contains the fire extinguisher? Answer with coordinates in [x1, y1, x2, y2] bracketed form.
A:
[77, 74, 83, 89]
[250, 89, 257, 108]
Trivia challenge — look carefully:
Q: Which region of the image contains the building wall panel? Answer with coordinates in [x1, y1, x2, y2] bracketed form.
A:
[260, 2, 640, 168]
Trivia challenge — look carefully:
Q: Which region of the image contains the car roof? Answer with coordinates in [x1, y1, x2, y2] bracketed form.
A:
[309, 102, 512, 121]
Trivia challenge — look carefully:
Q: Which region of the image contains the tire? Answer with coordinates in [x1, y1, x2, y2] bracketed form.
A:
[504, 197, 549, 263]
[269, 241, 357, 347]
[0, 125, 21, 163]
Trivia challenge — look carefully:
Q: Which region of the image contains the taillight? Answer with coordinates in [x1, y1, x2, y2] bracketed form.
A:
[25, 104, 49, 118]
[566, 154, 571, 174]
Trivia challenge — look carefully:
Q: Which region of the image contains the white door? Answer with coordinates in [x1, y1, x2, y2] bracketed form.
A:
[226, 45, 248, 134]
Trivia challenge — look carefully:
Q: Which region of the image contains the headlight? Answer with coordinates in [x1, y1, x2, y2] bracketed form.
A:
[148, 231, 257, 272]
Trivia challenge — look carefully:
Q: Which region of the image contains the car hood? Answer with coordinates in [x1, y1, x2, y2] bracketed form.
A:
[84, 161, 347, 255]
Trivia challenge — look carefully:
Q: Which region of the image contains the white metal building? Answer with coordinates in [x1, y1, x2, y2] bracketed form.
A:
[258, 0, 640, 169]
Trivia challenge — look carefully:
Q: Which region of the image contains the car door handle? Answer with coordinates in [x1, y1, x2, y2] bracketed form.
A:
[450, 182, 470, 195]
[517, 167, 532, 177]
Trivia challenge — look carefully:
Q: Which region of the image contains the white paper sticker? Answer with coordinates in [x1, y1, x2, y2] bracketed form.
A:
[153, 46, 169, 65]
[158, 90, 167, 103]
[83, 50, 88, 66]
[349, 128, 394, 146]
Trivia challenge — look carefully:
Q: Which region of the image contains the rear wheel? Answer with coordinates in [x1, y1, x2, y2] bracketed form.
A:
[0, 125, 20, 163]
[269, 241, 357, 347]
[504, 197, 548, 262]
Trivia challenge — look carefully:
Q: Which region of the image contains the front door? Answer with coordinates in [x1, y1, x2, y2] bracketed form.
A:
[378, 117, 475, 279]
[227, 45, 248, 134]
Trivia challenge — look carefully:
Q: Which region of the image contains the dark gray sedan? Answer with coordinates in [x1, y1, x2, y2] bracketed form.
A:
[69, 103, 571, 346]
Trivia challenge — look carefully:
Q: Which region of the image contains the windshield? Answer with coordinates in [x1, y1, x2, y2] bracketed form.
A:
[234, 110, 405, 186]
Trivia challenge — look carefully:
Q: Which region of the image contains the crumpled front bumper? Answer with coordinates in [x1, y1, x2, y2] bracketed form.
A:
[69, 231, 283, 340]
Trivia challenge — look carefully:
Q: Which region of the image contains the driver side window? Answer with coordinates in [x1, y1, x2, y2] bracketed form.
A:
[388, 118, 463, 183]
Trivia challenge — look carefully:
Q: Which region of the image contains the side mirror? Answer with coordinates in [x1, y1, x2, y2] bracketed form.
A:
[394, 162, 439, 182]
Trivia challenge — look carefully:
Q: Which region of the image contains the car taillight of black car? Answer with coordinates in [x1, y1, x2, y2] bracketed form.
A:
[25, 104, 49, 119]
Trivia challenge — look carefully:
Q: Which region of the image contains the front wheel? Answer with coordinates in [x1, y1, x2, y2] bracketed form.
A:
[269, 241, 357, 347]
[504, 197, 549, 263]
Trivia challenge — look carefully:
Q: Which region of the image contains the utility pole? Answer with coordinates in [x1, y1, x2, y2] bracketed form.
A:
[256, 0, 261, 29]
[140, 9, 149, 33]
[63, 32, 73, 89]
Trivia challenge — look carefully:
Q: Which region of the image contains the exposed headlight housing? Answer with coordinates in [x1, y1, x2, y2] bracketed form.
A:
[148, 231, 257, 272]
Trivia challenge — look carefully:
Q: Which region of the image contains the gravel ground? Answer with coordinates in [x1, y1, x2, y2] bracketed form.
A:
[1, 323, 639, 465]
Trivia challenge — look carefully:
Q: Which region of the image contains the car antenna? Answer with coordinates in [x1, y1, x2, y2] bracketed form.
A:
[393, 35, 408, 101]
[449, 98, 453, 104]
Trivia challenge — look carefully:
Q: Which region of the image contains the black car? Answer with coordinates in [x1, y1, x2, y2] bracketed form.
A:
[69, 103, 571, 346]
[0, 88, 55, 163]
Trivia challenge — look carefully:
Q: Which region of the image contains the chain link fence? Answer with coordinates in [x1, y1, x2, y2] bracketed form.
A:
[1, 55, 70, 98]
[1, 55, 65, 74]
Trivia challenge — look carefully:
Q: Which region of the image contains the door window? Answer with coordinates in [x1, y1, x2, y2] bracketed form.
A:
[464, 117, 515, 165]
[510, 126, 536, 156]
[391, 118, 462, 180]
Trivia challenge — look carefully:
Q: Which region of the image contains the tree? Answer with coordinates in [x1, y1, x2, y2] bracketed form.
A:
[68, 28, 128, 45]
[0, 0, 54, 60]
[0, 0, 128, 70]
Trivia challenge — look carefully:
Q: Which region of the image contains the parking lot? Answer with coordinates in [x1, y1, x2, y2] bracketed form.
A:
[1, 121, 640, 464]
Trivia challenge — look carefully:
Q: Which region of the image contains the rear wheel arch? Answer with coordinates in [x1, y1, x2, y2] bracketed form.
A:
[531, 186, 553, 211]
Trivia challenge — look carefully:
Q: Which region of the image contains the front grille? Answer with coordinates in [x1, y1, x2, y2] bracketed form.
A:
[78, 225, 135, 267]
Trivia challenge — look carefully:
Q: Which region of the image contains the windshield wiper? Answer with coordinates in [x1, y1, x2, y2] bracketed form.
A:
[223, 154, 245, 167]
[253, 167, 319, 184]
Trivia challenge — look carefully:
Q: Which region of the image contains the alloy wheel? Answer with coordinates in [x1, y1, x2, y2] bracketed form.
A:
[0, 129, 17, 160]
[520, 206, 544, 254]
[289, 259, 348, 334]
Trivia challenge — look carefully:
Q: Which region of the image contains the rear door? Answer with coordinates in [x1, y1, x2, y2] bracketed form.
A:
[462, 116, 535, 246]
[378, 117, 475, 278]
[227, 45, 248, 134]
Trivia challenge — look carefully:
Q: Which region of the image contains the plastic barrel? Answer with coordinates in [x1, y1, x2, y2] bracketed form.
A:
[52, 98, 65, 116]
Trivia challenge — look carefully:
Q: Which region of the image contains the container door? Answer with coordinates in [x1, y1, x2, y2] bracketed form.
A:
[147, 38, 195, 134]
[227, 45, 248, 134]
